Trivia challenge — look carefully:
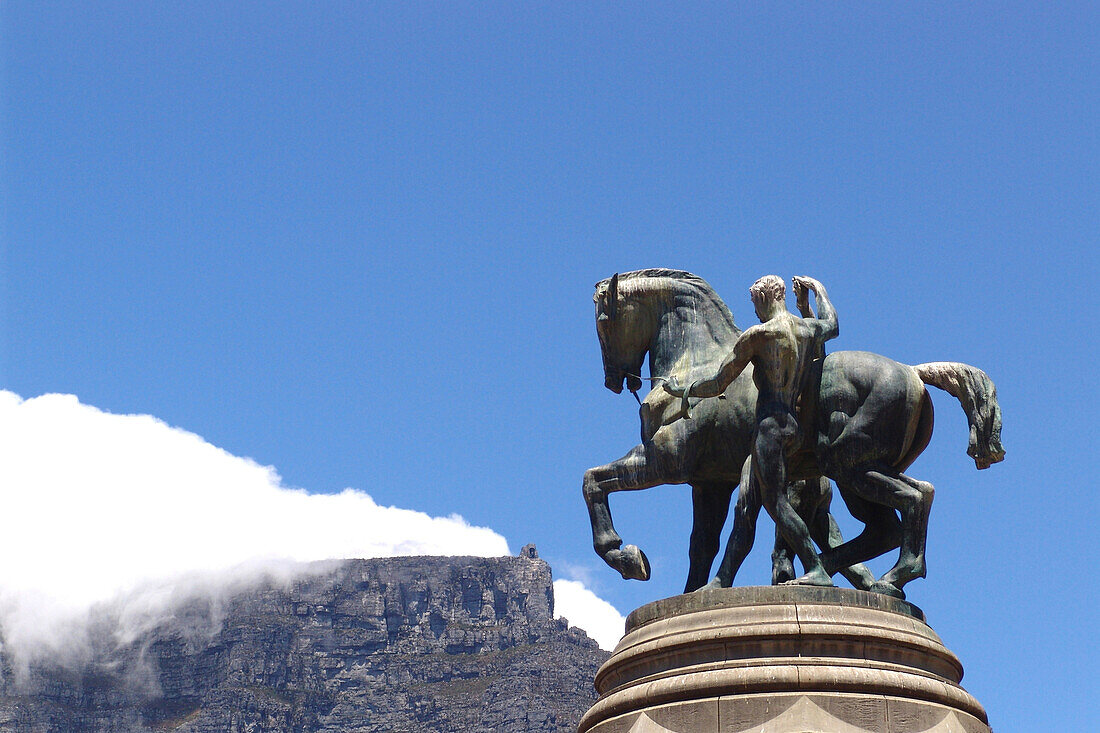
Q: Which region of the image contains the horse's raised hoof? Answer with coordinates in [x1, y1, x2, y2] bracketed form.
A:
[618, 544, 651, 581]
[869, 580, 906, 600]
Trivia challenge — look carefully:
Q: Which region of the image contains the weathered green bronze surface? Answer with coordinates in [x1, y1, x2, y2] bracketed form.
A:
[584, 269, 1004, 599]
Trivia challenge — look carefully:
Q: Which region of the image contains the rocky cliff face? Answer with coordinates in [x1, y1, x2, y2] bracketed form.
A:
[0, 547, 609, 732]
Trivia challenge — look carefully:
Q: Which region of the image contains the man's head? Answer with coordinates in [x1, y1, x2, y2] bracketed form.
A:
[749, 275, 785, 322]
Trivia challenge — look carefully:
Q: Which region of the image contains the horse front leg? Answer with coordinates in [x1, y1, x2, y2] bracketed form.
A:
[583, 444, 670, 581]
[685, 481, 735, 592]
[706, 456, 762, 589]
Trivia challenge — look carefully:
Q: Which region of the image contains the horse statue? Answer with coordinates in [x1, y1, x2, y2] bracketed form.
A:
[583, 269, 1004, 598]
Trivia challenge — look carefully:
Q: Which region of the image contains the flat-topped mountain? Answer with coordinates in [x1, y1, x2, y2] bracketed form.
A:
[0, 547, 609, 732]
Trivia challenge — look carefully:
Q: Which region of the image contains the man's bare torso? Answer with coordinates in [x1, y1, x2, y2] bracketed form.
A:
[743, 311, 818, 414]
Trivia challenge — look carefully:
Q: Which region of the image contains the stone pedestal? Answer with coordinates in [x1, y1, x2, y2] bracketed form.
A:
[578, 586, 990, 733]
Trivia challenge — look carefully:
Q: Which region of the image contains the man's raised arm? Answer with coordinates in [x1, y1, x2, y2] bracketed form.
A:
[793, 276, 838, 341]
[794, 278, 815, 318]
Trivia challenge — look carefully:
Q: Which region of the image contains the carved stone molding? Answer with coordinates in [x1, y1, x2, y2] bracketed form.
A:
[579, 586, 990, 733]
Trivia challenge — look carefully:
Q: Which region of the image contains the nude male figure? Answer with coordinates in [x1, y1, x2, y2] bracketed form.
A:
[665, 275, 838, 587]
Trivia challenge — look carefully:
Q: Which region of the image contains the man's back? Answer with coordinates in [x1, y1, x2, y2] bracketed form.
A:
[746, 312, 821, 409]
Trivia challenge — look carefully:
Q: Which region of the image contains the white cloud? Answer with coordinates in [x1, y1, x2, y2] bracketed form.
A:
[0, 391, 511, 667]
[0, 390, 626, 670]
[554, 579, 626, 651]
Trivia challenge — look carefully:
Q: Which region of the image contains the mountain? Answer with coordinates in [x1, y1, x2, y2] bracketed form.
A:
[0, 546, 610, 732]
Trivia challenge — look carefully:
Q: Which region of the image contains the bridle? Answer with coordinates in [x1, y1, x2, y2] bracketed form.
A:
[622, 372, 670, 405]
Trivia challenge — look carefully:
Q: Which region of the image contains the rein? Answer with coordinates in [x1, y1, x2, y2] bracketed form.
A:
[623, 372, 671, 405]
[623, 371, 719, 419]
[625, 373, 671, 382]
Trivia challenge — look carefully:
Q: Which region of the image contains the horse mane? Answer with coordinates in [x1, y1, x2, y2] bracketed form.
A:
[602, 268, 740, 332]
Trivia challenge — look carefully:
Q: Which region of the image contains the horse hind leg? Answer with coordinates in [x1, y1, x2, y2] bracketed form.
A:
[583, 444, 670, 581]
[877, 471, 934, 591]
[771, 528, 796, 585]
[808, 496, 877, 591]
[824, 466, 932, 598]
[771, 478, 819, 585]
[819, 487, 903, 581]
[685, 481, 735, 593]
[786, 476, 878, 591]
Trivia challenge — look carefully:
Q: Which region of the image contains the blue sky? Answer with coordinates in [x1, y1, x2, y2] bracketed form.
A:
[2, 3, 1097, 729]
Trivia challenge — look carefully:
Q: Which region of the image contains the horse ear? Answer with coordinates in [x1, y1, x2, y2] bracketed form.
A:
[608, 273, 619, 319]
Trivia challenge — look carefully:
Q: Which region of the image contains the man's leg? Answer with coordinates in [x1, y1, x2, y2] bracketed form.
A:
[755, 415, 832, 587]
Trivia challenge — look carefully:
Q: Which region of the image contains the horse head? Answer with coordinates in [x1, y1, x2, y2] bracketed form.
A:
[594, 272, 649, 395]
[594, 268, 739, 397]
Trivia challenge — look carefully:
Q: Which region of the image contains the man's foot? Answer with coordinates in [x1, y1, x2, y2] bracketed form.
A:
[781, 566, 834, 588]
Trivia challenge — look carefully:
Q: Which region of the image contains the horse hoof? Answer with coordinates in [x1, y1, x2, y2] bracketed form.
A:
[619, 545, 651, 581]
[698, 577, 725, 592]
[870, 581, 906, 600]
[772, 561, 796, 585]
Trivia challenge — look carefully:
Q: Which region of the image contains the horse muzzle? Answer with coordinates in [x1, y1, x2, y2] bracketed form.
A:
[605, 369, 641, 394]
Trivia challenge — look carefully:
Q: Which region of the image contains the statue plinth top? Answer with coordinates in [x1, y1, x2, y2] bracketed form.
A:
[625, 584, 927, 634]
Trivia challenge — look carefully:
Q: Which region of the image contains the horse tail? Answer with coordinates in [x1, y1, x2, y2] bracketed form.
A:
[913, 362, 1005, 469]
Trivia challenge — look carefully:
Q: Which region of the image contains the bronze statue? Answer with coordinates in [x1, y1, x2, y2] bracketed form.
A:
[583, 269, 1003, 599]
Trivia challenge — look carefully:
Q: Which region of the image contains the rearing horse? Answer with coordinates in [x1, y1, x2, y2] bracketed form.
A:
[583, 269, 1004, 598]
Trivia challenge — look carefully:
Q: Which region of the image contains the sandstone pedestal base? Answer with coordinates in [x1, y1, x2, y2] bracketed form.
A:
[578, 586, 990, 733]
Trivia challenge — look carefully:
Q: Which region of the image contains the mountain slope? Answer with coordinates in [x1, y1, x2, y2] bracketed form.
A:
[0, 547, 609, 732]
